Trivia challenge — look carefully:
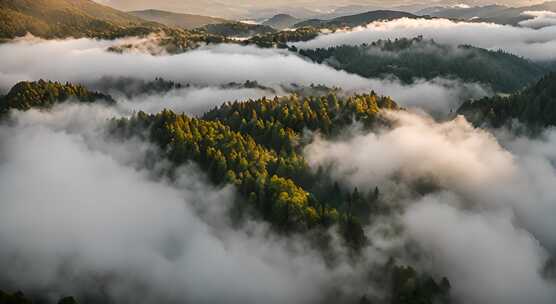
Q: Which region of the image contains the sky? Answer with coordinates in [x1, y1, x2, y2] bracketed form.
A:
[93, 0, 548, 18]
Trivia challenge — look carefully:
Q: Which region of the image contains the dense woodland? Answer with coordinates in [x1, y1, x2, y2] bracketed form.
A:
[111, 92, 399, 238]
[299, 37, 547, 92]
[458, 72, 556, 129]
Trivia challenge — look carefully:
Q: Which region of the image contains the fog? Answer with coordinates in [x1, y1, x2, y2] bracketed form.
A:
[0, 36, 489, 116]
[304, 110, 556, 303]
[294, 18, 556, 62]
[519, 11, 556, 29]
[0, 104, 374, 304]
[114, 85, 274, 115]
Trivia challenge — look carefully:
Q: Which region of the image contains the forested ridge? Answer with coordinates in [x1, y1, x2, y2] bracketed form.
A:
[299, 37, 547, 92]
[111, 92, 399, 239]
[458, 72, 556, 128]
[0, 80, 114, 114]
[294, 10, 419, 29]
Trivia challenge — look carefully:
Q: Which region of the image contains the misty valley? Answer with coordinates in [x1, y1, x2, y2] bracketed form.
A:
[1, 1, 556, 304]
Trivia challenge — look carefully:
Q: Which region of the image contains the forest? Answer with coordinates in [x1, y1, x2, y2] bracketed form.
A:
[299, 36, 547, 92]
[458, 72, 556, 129]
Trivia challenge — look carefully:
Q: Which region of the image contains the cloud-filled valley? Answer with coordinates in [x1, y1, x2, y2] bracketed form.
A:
[304, 110, 556, 304]
[2, 3, 556, 303]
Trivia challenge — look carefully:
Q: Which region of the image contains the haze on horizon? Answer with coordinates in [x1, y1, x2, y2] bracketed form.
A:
[93, 0, 547, 18]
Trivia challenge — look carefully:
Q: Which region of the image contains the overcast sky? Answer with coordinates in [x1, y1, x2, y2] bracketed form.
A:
[93, 0, 547, 18]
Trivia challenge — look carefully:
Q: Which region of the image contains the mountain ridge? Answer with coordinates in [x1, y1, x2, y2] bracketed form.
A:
[128, 9, 229, 30]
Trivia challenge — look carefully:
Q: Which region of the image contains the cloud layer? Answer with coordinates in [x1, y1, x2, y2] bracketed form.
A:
[304, 110, 556, 304]
[294, 18, 556, 62]
[0, 104, 369, 303]
[0, 36, 489, 116]
[520, 11, 556, 29]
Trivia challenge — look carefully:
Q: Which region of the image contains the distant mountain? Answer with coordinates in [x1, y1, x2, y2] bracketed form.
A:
[418, 1, 556, 25]
[458, 72, 556, 128]
[262, 14, 300, 29]
[0, 0, 159, 39]
[202, 22, 276, 37]
[294, 10, 419, 28]
[299, 36, 546, 93]
[128, 9, 228, 30]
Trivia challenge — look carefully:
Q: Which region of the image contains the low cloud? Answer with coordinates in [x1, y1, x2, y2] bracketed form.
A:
[520, 11, 556, 29]
[0, 36, 489, 116]
[0, 104, 373, 303]
[304, 110, 556, 303]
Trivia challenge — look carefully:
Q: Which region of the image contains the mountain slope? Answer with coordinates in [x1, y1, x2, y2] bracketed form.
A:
[419, 1, 556, 25]
[262, 14, 300, 29]
[295, 10, 418, 28]
[0, 0, 158, 39]
[458, 72, 556, 128]
[128, 9, 228, 30]
[299, 37, 546, 93]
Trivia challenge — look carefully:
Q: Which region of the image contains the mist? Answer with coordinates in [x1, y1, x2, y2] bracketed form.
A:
[304, 110, 556, 304]
[519, 11, 556, 29]
[0, 36, 489, 116]
[0, 104, 377, 304]
[294, 18, 556, 62]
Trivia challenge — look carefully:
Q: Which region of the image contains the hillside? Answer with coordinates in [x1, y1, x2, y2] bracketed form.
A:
[419, 1, 556, 25]
[0, 80, 114, 114]
[294, 10, 418, 28]
[262, 14, 300, 29]
[201, 22, 276, 37]
[299, 36, 546, 92]
[458, 72, 556, 128]
[128, 9, 228, 30]
[0, 0, 162, 39]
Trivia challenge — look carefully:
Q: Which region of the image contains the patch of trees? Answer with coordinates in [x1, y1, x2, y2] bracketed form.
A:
[0, 80, 114, 114]
[202, 92, 399, 152]
[0, 290, 78, 304]
[389, 264, 451, 304]
[458, 72, 556, 129]
[91, 77, 185, 98]
[246, 27, 320, 49]
[299, 36, 546, 92]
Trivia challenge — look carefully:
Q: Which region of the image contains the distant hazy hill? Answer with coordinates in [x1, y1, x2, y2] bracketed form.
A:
[262, 14, 300, 29]
[295, 10, 418, 28]
[202, 22, 276, 37]
[129, 9, 228, 30]
[458, 72, 556, 128]
[299, 36, 546, 92]
[0, 0, 159, 39]
[418, 1, 556, 25]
